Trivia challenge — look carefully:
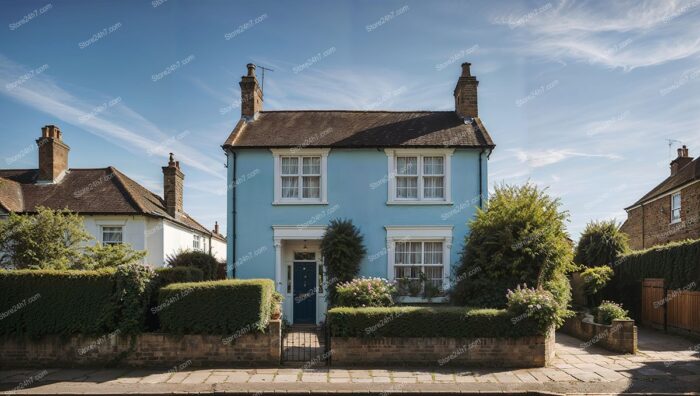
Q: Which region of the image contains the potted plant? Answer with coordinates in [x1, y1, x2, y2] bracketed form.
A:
[271, 291, 283, 320]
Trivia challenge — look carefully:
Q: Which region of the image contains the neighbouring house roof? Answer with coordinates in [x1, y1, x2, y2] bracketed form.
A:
[223, 110, 495, 149]
[626, 157, 700, 210]
[0, 167, 224, 241]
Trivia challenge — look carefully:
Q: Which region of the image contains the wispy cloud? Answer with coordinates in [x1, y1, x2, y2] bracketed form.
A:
[510, 148, 622, 167]
[494, 0, 700, 70]
[0, 55, 224, 178]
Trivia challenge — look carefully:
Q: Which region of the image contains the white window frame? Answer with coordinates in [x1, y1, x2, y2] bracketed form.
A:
[385, 149, 453, 205]
[101, 225, 123, 246]
[385, 225, 453, 302]
[193, 234, 201, 250]
[272, 148, 329, 205]
[671, 192, 682, 224]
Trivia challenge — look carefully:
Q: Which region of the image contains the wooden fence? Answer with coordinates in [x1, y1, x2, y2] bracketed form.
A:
[641, 278, 700, 336]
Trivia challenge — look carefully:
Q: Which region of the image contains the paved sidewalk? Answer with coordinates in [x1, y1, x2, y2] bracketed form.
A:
[1, 329, 698, 394]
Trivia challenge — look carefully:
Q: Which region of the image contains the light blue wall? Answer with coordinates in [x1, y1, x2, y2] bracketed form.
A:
[227, 148, 487, 280]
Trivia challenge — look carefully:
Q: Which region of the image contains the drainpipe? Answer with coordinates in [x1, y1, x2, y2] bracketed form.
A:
[231, 151, 237, 278]
[478, 149, 485, 209]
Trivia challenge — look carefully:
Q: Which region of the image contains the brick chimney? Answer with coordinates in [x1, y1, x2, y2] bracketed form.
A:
[162, 153, 184, 218]
[36, 125, 70, 183]
[213, 221, 220, 234]
[454, 62, 479, 119]
[239, 63, 263, 119]
[670, 145, 693, 176]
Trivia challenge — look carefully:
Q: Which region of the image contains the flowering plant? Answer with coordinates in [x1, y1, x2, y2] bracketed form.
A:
[596, 301, 629, 325]
[335, 277, 396, 307]
[506, 284, 568, 332]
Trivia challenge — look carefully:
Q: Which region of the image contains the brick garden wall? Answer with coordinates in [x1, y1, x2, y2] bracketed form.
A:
[0, 320, 281, 368]
[622, 182, 700, 250]
[330, 330, 555, 368]
[561, 315, 636, 354]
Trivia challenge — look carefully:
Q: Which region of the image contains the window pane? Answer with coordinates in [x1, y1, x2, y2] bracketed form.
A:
[396, 157, 417, 175]
[281, 176, 298, 198]
[294, 252, 315, 260]
[672, 193, 681, 209]
[103, 226, 123, 245]
[396, 176, 418, 198]
[423, 176, 444, 198]
[281, 157, 299, 175]
[424, 266, 444, 290]
[395, 242, 409, 264]
[423, 157, 444, 175]
[302, 157, 321, 175]
[287, 265, 292, 293]
[302, 176, 320, 198]
[409, 242, 422, 264]
[424, 242, 443, 264]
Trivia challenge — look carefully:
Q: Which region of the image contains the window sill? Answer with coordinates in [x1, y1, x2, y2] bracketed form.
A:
[273, 200, 328, 206]
[386, 200, 453, 206]
[670, 219, 682, 225]
[395, 296, 448, 304]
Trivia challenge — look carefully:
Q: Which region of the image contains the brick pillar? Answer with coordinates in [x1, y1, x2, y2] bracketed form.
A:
[268, 319, 281, 363]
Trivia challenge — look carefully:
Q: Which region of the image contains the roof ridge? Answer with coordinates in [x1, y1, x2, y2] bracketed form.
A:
[108, 167, 150, 214]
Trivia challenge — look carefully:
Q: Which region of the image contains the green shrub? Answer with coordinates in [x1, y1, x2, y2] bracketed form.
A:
[580, 266, 613, 307]
[75, 243, 147, 270]
[506, 285, 569, 332]
[158, 279, 274, 334]
[451, 183, 575, 308]
[112, 263, 156, 334]
[596, 301, 629, 325]
[336, 278, 396, 307]
[0, 269, 116, 337]
[321, 219, 367, 305]
[155, 266, 204, 285]
[574, 220, 629, 268]
[166, 250, 219, 280]
[327, 306, 542, 338]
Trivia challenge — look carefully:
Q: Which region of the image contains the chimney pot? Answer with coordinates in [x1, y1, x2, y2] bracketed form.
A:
[239, 64, 263, 119]
[37, 125, 69, 183]
[162, 153, 185, 218]
[454, 62, 479, 119]
[670, 145, 693, 176]
[214, 221, 220, 234]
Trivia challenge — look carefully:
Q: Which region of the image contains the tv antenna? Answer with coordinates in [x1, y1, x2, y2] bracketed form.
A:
[666, 138, 683, 159]
[255, 64, 274, 95]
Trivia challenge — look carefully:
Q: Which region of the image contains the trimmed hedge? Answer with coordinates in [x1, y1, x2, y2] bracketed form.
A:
[327, 306, 542, 338]
[158, 279, 274, 334]
[610, 239, 700, 319]
[615, 239, 700, 289]
[155, 266, 204, 285]
[0, 269, 116, 337]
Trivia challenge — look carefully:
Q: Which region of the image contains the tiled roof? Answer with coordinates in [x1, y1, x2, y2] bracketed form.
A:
[0, 167, 216, 237]
[224, 111, 495, 149]
[627, 157, 700, 209]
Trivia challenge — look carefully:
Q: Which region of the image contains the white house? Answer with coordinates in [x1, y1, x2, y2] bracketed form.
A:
[0, 125, 226, 267]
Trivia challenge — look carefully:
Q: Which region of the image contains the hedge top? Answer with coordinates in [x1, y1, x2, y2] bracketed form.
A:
[159, 278, 274, 292]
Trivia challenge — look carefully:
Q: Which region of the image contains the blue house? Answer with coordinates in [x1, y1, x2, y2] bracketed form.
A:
[222, 63, 495, 325]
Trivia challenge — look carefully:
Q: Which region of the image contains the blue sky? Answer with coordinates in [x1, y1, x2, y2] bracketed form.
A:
[0, 0, 699, 239]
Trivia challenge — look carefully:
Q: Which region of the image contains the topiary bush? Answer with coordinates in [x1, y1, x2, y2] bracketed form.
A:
[335, 278, 396, 307]
[157, 279, 274, 334]
[451, 183, 575, 308]
[321, 219, 367, 305]
[166, 250, 219, 280]
[596, 301, 630, 325]
[506, 284, 569, 332]
[155, 266, 204, 285]
[327, 306, 541, 338]
[0, 269, 117, 337]
[574, 220, 629, 268]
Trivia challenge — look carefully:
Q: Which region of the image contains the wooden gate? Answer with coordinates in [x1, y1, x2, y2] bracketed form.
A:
[667, 289, 700, 334]
[641, 278, 665, 329]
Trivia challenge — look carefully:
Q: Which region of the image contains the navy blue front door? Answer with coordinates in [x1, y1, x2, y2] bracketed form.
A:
[293, 262, 316, 324]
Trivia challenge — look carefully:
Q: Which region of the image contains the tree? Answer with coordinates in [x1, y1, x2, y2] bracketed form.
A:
[574, 220, 629, 268]
[0, 206, 91, 269]
[321, 219, 367, 305]
[76, 243, 147, 270]
[451, 183, 576, 308]
[166, 250, 219, 280]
